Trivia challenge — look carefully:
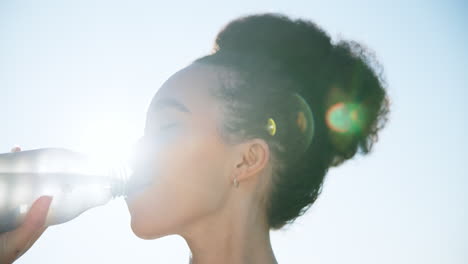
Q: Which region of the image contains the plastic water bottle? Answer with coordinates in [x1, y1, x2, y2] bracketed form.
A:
[0, 148, 135, 233]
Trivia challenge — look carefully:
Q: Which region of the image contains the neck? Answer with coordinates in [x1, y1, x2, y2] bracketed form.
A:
[180, 186, 278, 264]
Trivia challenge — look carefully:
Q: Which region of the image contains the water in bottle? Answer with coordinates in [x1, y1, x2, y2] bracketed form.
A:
[0, 148, 143, 233]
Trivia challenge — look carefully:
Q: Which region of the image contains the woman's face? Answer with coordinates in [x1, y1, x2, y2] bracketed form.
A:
[125, 63, 237, 239]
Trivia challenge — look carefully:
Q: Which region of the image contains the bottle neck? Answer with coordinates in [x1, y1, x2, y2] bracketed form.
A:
[108, 164, 131, 198]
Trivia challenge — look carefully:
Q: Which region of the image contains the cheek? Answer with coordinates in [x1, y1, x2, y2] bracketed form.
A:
[126, 125, 231, 237]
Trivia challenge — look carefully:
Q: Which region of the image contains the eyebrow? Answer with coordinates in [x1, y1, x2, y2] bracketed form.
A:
[152, 98, 191, 113]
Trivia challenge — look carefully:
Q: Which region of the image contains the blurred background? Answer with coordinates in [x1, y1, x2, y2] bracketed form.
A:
[1, 0, 466, 263]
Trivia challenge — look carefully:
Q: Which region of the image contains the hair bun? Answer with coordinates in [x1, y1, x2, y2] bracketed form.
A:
[195, 13, 390, 229]
[213, 13, 332, 68]
[214, 13, 388, 166]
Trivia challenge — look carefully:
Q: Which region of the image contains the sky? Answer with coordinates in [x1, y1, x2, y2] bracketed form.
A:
[1, 0, 467, 263]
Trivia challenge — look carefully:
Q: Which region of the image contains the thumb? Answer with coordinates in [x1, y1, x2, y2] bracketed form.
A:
[5, 196, 53, 262]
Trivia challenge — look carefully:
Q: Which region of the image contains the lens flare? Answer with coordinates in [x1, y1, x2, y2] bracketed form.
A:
[326, 102, 365, 134]
[296, 111, 307, 133]
[292, 93, 315, 151]
[267, 118, 277, 136]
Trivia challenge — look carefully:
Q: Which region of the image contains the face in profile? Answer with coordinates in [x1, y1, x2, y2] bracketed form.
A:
[125, 63, 239, 239]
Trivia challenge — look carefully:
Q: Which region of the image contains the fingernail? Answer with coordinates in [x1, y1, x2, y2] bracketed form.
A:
[39, 196, 53, 208]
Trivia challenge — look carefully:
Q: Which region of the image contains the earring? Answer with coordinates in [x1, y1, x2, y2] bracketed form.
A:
[233, 177, 239, 188]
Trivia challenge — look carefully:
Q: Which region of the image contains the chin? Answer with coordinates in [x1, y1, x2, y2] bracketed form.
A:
[130, 217, 173, 240]
[125, 192, 183, 240]
[126, 202, 173, 240]
[130, 219, 156, 240]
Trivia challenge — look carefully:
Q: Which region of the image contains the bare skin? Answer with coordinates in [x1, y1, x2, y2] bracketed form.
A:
[4, 63, 279, 263]
[126, 63, 279, 264]
[0, 147, 53, 264]
[184, 169, 277, 264]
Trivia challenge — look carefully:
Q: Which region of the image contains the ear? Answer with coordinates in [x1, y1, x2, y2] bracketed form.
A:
[233, 138, 270, 183]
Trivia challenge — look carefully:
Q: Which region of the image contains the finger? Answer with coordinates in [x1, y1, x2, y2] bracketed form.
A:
[5, 196, 52, 261]
[17, 226, 48, 260]
[3, 226, 48, 263]
[10, 146, 21, 152]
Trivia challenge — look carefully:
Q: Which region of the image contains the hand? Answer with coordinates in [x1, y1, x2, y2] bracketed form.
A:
[0, 147, 53, 264]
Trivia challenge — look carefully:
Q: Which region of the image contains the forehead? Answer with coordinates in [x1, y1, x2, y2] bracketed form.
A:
[149, 63, 225, 114]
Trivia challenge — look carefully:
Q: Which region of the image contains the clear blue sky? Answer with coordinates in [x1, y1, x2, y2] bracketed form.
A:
[1, 0, 467, 263]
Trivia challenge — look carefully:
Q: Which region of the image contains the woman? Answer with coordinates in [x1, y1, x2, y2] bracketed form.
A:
[0, 13, 389, 263]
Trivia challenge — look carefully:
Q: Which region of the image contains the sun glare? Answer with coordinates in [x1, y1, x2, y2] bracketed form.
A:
[76, 115, 141, 180]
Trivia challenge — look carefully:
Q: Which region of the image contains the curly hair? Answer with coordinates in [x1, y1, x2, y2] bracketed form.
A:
[194, 13, 390, 229]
